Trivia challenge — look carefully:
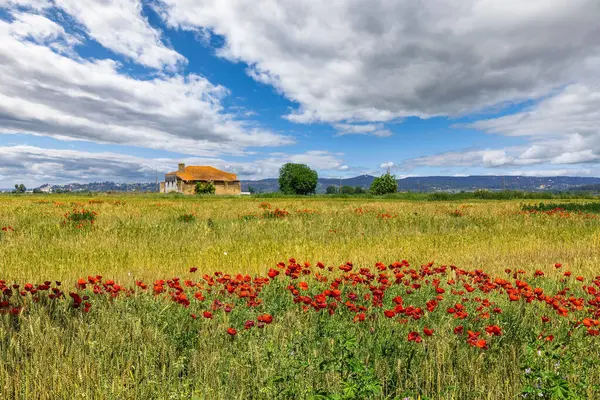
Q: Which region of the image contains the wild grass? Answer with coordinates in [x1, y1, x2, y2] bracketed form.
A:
[2, 194, 600, 399]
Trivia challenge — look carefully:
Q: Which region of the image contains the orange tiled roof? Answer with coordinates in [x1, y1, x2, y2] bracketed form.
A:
[167, 166, 238, 182]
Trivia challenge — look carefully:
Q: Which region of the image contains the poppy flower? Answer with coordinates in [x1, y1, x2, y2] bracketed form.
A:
[353, 313, 366, 323]
[485, 325, 502, 336]
[554, 263, 562, 269]
[190, 267, 198, 273]
[454, 326, 464, 335]
[203, 311, 213, 319]
[423, 327, 434, 336]
[227, 327, 237, 336]
[298, 282, 308, 291]
[383, 309, 396, 318]
[407, 331, 422, 343]
[257, 314, 273, 324]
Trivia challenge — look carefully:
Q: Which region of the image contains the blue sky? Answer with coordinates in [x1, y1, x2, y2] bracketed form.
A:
[0, 0, 599, 187]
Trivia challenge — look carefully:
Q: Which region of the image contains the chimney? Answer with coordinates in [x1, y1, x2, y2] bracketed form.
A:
[178, 163, 185, 172]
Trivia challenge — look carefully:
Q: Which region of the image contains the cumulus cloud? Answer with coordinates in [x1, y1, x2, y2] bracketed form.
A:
[0, 8, 292, 156]
[56, 0, 185, 70]
[157, 0, 600, 124]
[0, 146, 347, 186]
[334, 123, 392, 137]
[463, 83, 600, 166]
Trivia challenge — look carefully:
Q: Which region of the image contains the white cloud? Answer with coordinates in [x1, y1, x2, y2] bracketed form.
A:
[334, 123, 392, 137]
[505, 168, 594, 177]
[0, 0, 50, 10]
[0, 10, 292, 156]
[56, 0, 185, 70]
[405, 149, 517, 168]
[463, 84, 600, 166]
[379, 162, 396, 169]
[157, 0, 600, 124]
[0, 145, 347, 186]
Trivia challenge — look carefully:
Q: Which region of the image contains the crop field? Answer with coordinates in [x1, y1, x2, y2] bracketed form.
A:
[2, 194, 600, 399]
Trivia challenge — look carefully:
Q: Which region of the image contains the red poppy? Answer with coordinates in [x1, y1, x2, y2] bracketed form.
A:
[554, 263, 562, 269]
[383, 309, 396, 318]
[189, 267, 198, 273]
[407, 331, 422, 343]
[257, 314, 273, 324]
[541, 316, 550, 323]
[454, 326, 464, 335]
[353, 313, 366, 323]
[298, 282, 308, 290]
[423, 327, 434, 336]
[485, 325, 502, 336]
[227, 327, 237, 336]
[203, 311, 213, 319]
[583, 318, 599, 327]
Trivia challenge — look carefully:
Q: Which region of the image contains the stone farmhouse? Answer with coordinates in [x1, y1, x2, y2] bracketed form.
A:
[160, 164, 241, 195]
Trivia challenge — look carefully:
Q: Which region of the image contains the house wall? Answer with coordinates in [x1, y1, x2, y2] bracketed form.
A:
[162, 181, 178, 193]
[180, 181, 196, 195]
[215, 181, 241, 195]
[173, 180, 242, 195]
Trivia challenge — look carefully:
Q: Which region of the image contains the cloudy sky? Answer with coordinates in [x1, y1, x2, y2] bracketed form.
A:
[0, 0, 599, 187]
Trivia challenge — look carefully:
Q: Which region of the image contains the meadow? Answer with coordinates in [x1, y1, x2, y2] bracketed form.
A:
[2, 194, 600, 399]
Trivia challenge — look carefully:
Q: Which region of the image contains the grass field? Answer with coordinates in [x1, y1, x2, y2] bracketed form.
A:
[2, 194, 600, 399]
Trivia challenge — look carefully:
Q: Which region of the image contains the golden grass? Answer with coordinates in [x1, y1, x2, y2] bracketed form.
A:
[3, 194, 600, 399]
[1, 194, 599, 282]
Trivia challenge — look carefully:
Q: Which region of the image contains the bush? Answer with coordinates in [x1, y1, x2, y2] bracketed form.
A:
[178, 213, 196, 223]
[326, 185, 339, 194]
[427, 192, 452, 201]
[62, 209, 97, 228]
[195, 181, 215, 195]
[13, 184, 26, 194]
[370, 173, 398, 195]
[278, 163, 318, 195]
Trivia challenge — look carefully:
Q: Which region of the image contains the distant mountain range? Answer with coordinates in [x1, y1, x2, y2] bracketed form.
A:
[3, 175, 600, 194]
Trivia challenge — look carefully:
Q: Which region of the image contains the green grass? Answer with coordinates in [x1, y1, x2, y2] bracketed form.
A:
[522, 201, 600, 214]
[2, 194, 600, 399]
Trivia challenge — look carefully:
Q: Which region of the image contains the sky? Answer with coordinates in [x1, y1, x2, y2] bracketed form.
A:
[0, 0, 599, 187]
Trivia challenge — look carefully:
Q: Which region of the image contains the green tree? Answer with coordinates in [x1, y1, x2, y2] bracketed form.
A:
[341, 185, 355, 194]
[278, 163, 318, 195]
[14, 184, 26, 193]
[354, 186, 366, 194]
[248, 186, 256, 194]
[326, 185, 339, 194]
[195, 181, 216, 194]
[370, 173, 397, 195]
